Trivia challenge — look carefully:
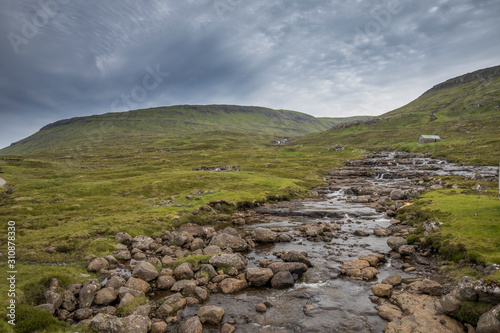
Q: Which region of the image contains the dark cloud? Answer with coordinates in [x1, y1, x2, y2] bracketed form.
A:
[0, 0, 499, 148]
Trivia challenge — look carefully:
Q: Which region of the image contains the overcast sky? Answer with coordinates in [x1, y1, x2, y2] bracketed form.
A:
[0, 0, 499, 149]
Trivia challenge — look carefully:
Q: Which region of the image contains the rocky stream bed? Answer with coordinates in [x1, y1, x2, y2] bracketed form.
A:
[35, 152, 500, 332]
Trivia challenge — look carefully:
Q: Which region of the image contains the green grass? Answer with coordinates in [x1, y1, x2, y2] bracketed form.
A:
[116, 297, 149, 317]
[399, 178, 500, 265]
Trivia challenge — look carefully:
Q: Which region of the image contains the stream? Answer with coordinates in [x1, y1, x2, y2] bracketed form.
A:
[175, 151, 498, 332]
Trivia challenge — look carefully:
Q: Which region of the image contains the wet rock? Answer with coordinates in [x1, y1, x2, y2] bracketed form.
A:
[90, 313, 125, 333]
[381, 275, 402, 286]
[219, 278, 248, 293]
[221, 323, 236, 333]
[87, 257, 109, 272]
[282, 251, 313, 267]
[193, 286, 209, 301]
[373, 228, 390, 237]
[95, 287, 118, 305]
[121, 314, 151, 333]
[271, 271, 295, 289]
[132, 261, 159, 282]
[124, 277, 151, 294]
[174, 263, 194, 280]
[178, 316, 202, 333]
[157, 276, 176, 290]
[209, 253, 247, 271]
[376, 301, 403, 322]
[132, 235, 154, 251]
[268, 262, 308, 275]
[246, 268, 274, 286]
[156, 293, 186, 318]
[476, 303, 500, 333]
[197, 305, 225, 325]
[306, 225, 323, 237]
[253, 227, 277, 243]
[387, 237, 407, 251]
[371, 284, 393, 297]
[390, 189, 406, 201]
[256, 303, 267, 312]
[36, 303, 55, 314]
[303, 304, 315, 315]
[209, 233, 248, 252]
[398, 245, 416, 255]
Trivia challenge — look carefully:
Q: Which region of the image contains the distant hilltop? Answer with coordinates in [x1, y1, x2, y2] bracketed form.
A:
[423, 65, 500, 95]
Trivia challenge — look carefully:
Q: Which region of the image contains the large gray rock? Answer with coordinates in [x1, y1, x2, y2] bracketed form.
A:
[387, 237, 407, 251]
[398, 245, 416, 255]
[171, 279, 197, 292]
[132, 261, 159, 282]
[116, 232, 133, 245]
[476, 303, 500, 333]
[439, 293, 462, 316]
[94, 287, 118, 305]
[195, 264, 218, 280]
[61, 290, 77, 311]
[169, 231, 194, 247]
[390, 189, 406, 201]
[268, 262, 308, 275]
[190, 238, 205, 251]
[79, 279, 101, 308]
[271, 271, 295, 289]
[246, 268, 274, 287]
[124, 277, 151, 294]
[218, 278, 248, 294]
[197, 305, 225, 325]
[371, 284, 393, 297]
[132, 235, 154, 250]
[87, 257, 109, 272]
[174, 263, 194, 280]
[458, 276, 478, 301]
[90, 313, 125, 333]
[209, 253, 247, 271]
[74, 308, 93, 320]
[474, 278, 500, 303]
[282, 251, 312, 267]
[203, 245, 223, 255]
[252, 227, 277, 243]
[121, 314, 151, 333]
[44, 290, 63, 309]
[179, 316, 202, 333]
[381, 275, 402, 286]
[209, 233, 248, 252]
[157, 276, 176, 290]
[118, 287, 145, 299]
[156, 293, 186, 318]
[106, 276, 126, 290]
[114, 250, 132, 261]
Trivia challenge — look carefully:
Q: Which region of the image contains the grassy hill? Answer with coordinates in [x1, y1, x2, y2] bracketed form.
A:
[298, 65, 500, 165]
[0, 105, 368, 156]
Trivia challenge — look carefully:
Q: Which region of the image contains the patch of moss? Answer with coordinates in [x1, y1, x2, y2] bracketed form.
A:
[456, 300, 494, 326]
[167, 255, 213, 270]
[116, 297, 149, 317]
[14, 304, 68, 333]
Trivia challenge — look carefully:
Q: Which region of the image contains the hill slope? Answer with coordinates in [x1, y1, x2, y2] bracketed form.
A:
[298, 65, 500, 165]
[0, 105, 368, 155]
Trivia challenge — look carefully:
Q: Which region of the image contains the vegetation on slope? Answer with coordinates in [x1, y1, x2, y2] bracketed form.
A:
[298, 65, 500, 165]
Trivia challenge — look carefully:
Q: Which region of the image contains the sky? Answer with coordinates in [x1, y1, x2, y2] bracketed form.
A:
[0, 0, 499, 149]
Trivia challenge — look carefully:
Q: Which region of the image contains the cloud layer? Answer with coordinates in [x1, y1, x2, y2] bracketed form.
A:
[1, 0, 499, 148]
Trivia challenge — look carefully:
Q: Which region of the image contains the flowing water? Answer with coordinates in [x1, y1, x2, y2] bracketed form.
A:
[175, 152, 498, 332]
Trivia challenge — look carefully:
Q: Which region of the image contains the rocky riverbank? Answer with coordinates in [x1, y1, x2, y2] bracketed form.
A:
[33, 152, 499, 332]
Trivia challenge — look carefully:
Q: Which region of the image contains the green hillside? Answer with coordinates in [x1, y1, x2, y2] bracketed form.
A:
[298, 65, 500, 165]
[0, 105, 353, 155]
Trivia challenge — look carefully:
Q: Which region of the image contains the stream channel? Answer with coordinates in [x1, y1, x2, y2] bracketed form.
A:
[170, 152, 498, 332]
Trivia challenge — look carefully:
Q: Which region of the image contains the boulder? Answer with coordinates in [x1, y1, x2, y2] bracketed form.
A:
[209, 233, 248, 252]
[246, 268, 274, 287]
[342, 259, 378, 279]
[196, 264, 218, 280]
[353, 230, 370, 237]
[209, 253, 247, 271]
[156, 293, 186, 318]
[94, 287, 118, 305]
[132, 235, 154, 251]
[374, 228, 391, 237]
[61, 290, 78, 311]
[221, 323, 236, 333]
[118, 293, 135, 308]
[390, 189, 406, 201]
[118, 287, 145, 299]
[476, 303, 500, 333]
[124, 277, 151, 294]
[381, 275, 402, 286]
[106, 276, 126, 290]
[387, 237, 407, 251]
[197, 305, 225, 325]
[169, 231, 194, 247]
[161, 255, 175, 265]
[458, 276, 478, 301]
[252, 227, 277, 243]
[150, 321, 168, 333]
[79, 280, 100, 308]
[203, 245, 223, 255]
[219, 278, 248, 294]
[174, 263, 194, 280]
[221, 226, 239, 236]
[418, 279, 444, 296]
[305, 226, 323, 237]
[35, 303, 55, 314]
[171, 279, 197, 292]
[90, 313, 125, 333]
[116, 232, 133, 245]
[398, 245, 416, 255]
[87, 257, 109, 272]
[271, 271, 295, 289]
[121, 314, 151, 333]
[190, 238, 205, 251]
[74, 308, 93, 320]
[44, 290, 63, 309]
[132, 261, 159, 282]
[376, 301, 403, 322]
[440, 293, 462, 316]
[282, 251, 312, 267]
[178, 316, 202, 333]
[371, 284, 393, 297]
[474, 278, 500, 303]
[268, 262, 308, 275]
[157, 276, 176, 290]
